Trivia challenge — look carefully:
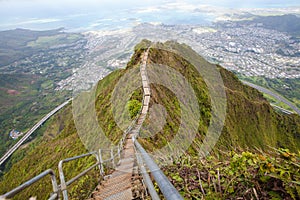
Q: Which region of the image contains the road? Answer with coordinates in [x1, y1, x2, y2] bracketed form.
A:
[0, 99, 72, 166]
[242, 81, 300, 115]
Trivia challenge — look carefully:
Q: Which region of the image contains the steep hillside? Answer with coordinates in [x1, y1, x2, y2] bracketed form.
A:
[136, 40, 300, 154]
[0, 104, 100, 199]
[220, 67, 300, 151]
[0, 28, 67, 66]
[0, 40, 299, 199]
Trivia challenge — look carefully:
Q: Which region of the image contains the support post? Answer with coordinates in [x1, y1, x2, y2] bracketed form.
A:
[98, 149, 104, 175]
[95, 152, 102, 178]
[111, 148, 115, 169]
[118, 146, 121, 162]
[58, 161, 68, 200]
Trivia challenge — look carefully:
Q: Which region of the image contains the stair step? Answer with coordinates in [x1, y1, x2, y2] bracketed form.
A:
[90, 50, 150, 200]
[93, 182, 132, 199]
[93, 189, 132, 200]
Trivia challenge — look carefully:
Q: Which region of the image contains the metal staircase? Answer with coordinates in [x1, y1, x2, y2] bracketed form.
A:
[0, 48, 183, 200]
[89, 50, 151, 200]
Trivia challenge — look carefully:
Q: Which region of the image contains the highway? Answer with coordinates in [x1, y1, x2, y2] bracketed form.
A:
[242, 81, 300, 115]
[0, 99, 72, 166]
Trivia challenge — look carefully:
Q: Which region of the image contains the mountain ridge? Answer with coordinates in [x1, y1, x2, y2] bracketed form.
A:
[0, 40, 299, 199]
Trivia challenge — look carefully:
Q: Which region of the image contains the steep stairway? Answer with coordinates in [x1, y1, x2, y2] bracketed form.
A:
[90, 49, 150, 200]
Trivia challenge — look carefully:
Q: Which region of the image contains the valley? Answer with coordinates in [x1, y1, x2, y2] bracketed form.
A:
[0, 11, 299, 200]
[0, 41, 299, 199]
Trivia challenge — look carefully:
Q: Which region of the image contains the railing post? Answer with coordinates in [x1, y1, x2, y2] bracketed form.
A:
[49, 171, 59, 200]
[0, 169, 59, 200]
[118, 146, 121, 162]
[58, 161, 69, 200]
[111, 149, 115, 169]
[95, 152, 102, 178]
[98, 149, 104, 175]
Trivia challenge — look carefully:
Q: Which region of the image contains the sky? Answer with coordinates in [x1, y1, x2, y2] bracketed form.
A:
[1, 0, 299, 17]
[0, 0, 299, 31]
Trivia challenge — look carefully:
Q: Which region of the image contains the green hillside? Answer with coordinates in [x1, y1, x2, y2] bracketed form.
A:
[136, 41, 300, 153]
[0, 40, 299, 199]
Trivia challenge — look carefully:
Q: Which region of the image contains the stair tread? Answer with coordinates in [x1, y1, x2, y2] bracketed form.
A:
[91, 50, 150, 200]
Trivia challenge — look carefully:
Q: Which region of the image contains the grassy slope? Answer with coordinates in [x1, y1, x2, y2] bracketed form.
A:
[0, 28, 63, 66]
[0, 49, 143, 198]
[220, 68, 300, 151]
[0, 40, 299, 199]
[237, 74, 300, 110]
[0, 73, 70, 158]
[137, 42, 300, 153]
[139, 41, 300, 199]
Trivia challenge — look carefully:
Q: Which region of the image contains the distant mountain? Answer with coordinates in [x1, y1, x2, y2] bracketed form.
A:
[0, 28, 64, 66]
[0, 28, 64, 48]
[0, 28, 85, 159]
[239, 14, 300, 37]
[0, 40, 299, 199]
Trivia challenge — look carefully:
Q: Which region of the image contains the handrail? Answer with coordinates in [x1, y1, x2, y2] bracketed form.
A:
[133, 47, 183, 200]
[0, 48, 183, 200]
[134, 138, 183, 200]
[0, 98, 72, 166]
[58, 151, 100, 200]
[0, 169, 59, 200]
[134, 143, 160, 200]
[58, 146, 123, 200]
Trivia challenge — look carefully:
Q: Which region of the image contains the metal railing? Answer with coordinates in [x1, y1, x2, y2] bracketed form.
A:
[58, 144, 125, 200]
[0, 146, 124, 200]
[134, 138, 183, 200]
[0, 169, 59, 200]
[0, 103, 140, 200]
[58, 151, 100, 200]
[134, 142, 160, 200]
[0, 48, 183, 200]
[133, 47, 183, 200]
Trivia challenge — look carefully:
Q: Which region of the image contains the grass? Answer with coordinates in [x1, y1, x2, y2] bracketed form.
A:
[263, 93, 294, 112]
[27, 34, 82, 48]
[236, 74, 300, 109]
[0, 105, 99, 199]
[161, 148, 300, 199]
[0, 73, 70, 160]
[1, 40, 300, 199]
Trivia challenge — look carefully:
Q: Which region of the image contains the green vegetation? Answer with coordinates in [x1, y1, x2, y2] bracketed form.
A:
[238, 14, 300, 37]
[162, 148, 300, 199]
[127, 100, 142, 119]
[0, 73, 70, 160]
[27, 34, 82, 48]
[219, 68, 300, 152]
[0, 41, 299, 199]
[0, 28, 64, 66]
[237, 74, 300, 110]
